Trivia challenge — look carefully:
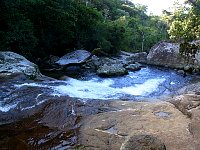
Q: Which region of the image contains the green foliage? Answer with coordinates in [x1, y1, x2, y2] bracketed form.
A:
[163, 0, 200, 42]
[0, 0, 168, 60]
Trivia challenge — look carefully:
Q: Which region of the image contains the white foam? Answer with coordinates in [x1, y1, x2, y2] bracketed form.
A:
[51, 78, 165, 99]
[7, 76, 166, 112]
[52, 78, 116, 99]
[121, 79, 165, 96]
[170, 82, 175, 85]
[15, 83, 47, 88]
[13, 77, 166, 100]
[0, 103, 18, 112]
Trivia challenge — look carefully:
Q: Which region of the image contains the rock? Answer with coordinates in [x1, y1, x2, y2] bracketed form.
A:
[125, 52, 147, 64]
[147, 41, 200, 72]
[169, 92, 200, 148]
[177, 70, 185, 75]
[47, 55, 60, 65]
[95, 57, 127, 67]
[121, 134, 166, 150]
[0, 51, 41, 79]
[79, 101, 194, 149]
[97, 64, 128, 77]
[125, 63, 141, 71]
[56, 50, 92, 65]
[147, 41, 185, 69]
[184, 65, 193, 72]
[84, 55, 100, 69]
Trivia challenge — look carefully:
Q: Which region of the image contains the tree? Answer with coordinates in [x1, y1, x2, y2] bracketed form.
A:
[163, 0, 200, 42]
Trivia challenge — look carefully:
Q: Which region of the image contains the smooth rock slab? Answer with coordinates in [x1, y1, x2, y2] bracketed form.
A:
[121, 134, 166, 150]
[79, 101, 195, 150]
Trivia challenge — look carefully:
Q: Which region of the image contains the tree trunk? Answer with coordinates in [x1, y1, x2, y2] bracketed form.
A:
[141, 32, 145, 52]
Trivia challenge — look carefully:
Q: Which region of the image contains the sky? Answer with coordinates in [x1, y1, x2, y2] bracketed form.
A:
[131, 0, 185, 15]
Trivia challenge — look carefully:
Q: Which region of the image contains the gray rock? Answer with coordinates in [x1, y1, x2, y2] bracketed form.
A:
[56, 50, 91, 65]
[121, 135, 166, 150]
[125, 63, 141, 71]
[97, 64, 128, 77]
[47, 55, 60, 65]
[177, 70, 185, 75]
[125, 52, 147, 64]
[184, 65, 193, 72]
[0, 51, 41, 79]
[147, 41, 200, 72]
[147, 41, 186, 69]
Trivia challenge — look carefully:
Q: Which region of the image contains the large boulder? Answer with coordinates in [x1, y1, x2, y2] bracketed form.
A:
[56, 50, 91, 65]
[97, 64, 128, 77]
[147, 41, 186, 69]
[0, 51, 41, 79]
[147, 41, 200, 72]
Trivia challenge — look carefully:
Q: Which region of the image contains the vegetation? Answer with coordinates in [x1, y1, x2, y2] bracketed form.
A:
[0, 0, 172, 62]
[163, 0, 200, 42]
[0, 0, 199, 62]
[161, 0, 200, 62]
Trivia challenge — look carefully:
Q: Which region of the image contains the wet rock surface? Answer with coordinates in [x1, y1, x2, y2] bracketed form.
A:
[0, 51, 41, 79]
[0, 72, 113, 149]
[125, 63, 142, 71]
[97, 64, 128, 77]
[125, 52, 147, 64]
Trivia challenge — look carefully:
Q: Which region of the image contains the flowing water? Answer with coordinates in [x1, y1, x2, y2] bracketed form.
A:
[55, 66, 191, 100]
[0, 66, 193, 112]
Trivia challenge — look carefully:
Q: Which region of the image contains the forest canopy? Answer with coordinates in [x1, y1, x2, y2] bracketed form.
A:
[0, 0, 199, 61]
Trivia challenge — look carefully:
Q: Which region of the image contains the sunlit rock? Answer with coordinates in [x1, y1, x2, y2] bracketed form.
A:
[0, 51, 41, 79]
[147, 41, 185, 69]
[147, 41, 200, 73]
[56, 50, 91, 65]
[121, 134, 166, 150]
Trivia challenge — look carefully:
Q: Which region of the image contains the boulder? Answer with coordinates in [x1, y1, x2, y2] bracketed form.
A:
[125, 63, 141, 71]
[97, 64, 128, 77]
[125, 52, 147, 64]
[121, 135, 166, 150]
[147, 41, 185, 69]
[0, 51, 41, 79]
[93, 57, 127, 68]
[147, 41, 200, 72]
[56, 50, 92, 66]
